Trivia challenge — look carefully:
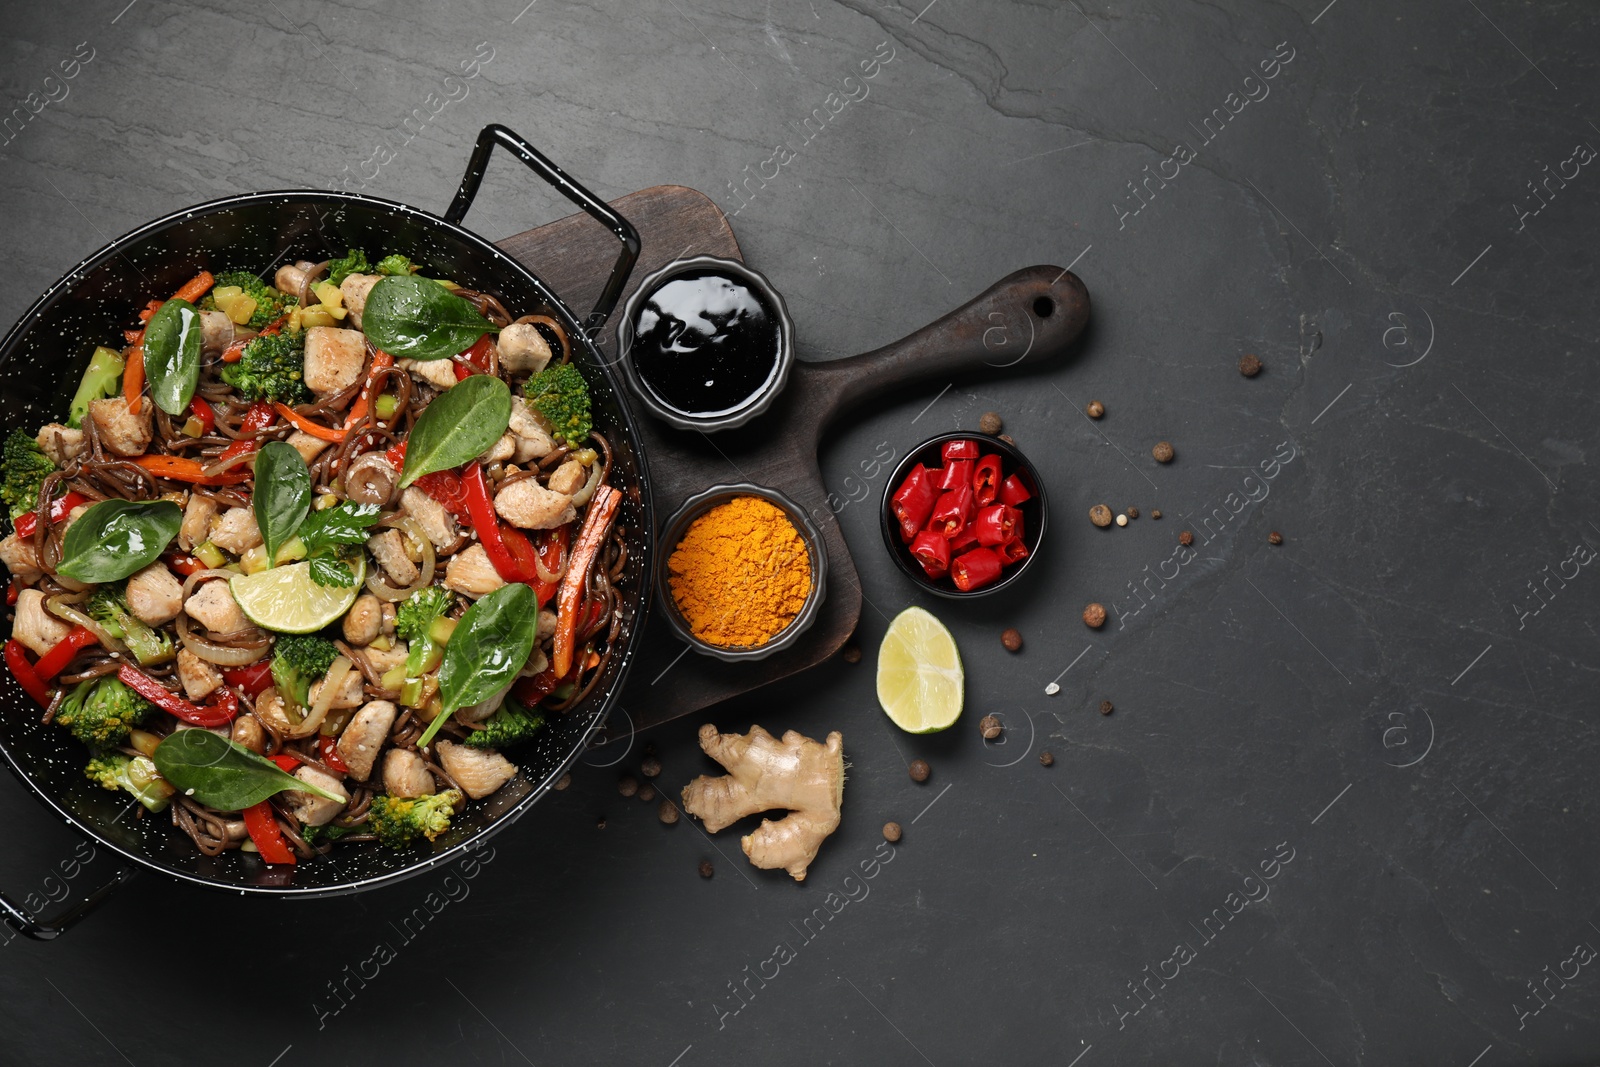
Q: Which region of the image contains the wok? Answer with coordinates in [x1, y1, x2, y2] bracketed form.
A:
[0, 126, 651, 930]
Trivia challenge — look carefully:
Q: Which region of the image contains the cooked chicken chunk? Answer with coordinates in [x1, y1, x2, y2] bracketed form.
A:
[335, 700, 397, 782]
[507, 397, 555, 463]
[13, 589, 69, 656]
[339, 273, 381, 330]
[176, 648, 223, 702]
[366, 529, 419, 587]
[536, 608, 557, 642]
[383, 749, 435, 799]
[0, 533, 44, 585]
[286, 431, 333, 466]
[494, 477, 575, 530]
[496, 323, 553, 376]
[308, 665, 365, 710]
[207, 507, 262, 555]
[88, 396, 153, 457]
[436, 740, 517, 800]
[285, 766, 348, 827]
[125, 561, 184, 626]
[179, 493, 218, 552]
[342, 593, 383, 646]
[399, 357, 458, 391]
[546, 459, 587, 495]
[444, 543, 506, 598]
[399, 487, 458, 550]
[355, 641, 407, 698]
[35, 423, 86, 467]
[303, 326, 366, 397]
[481, 432, 515, 465]
[184, 580, 249, 635]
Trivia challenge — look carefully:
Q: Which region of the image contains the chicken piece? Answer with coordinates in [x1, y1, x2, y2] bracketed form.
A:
[303, 326, 366, 397]
[356, 641, 407, 698]
[184, 580, 249, 635]
[399, 487, 458, 550]
[496, 322, 554, 376]
[444, 543, 506, 598]
[342, 593, 383, 646]
[383, 749, 436, 799]
[436, 740, 517, 800]
[494, 477, 575, 531]
[365, 529, 419, 587]
[88, 396, 153, 457]
[546, 459, 587, 496]
[0, 533, 44, 585]
[12, 589, 69, 656]
[35, 423, 86, 467]
[199, 310, 238, 356]
[308, 666, 365, 710]
[339, 273, 381, 330]
[175, 648, 223, 702]
[286, 431, 333, 466]
[179, 493, 218, 552]
[507, 397, 555, 464]
[335, 700, 397, 782]
[285, 766, 348, 827]
[399, 357, 458, 391]
[536, 608, 557, 642]
[481, 433, 515, 465]
[207, 507, 262, 555]
[125, 561, 184, 626]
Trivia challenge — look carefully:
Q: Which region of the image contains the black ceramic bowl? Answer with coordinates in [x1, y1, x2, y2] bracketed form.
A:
[880, 432, 1048, 598]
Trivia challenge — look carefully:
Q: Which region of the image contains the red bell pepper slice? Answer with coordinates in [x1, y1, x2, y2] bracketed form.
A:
[929, 485, 974, 539]
[941, 439, 980, 461]
[222, 660, 275, 699]
[187, 397, 217, 434]
[318, 737, 349, 774]
[890, 465, 940, 543]
[268, 754, 301, 772]
[14, 491, 88, 538]
[974, 504, 1019, 547]
[385, 442, 471, 518]
[213, 401, 278, 465]
[5, 580, 17, 607]
[973, 455, 1003, 506]
[451, 334, 495, 381]
[242, 802, 296, 864]
[5, 639, 50, 706]
[939, 458, 974, 492]
[951, 547, 1005, 592]
[462, 462, 537, 583]
[909, 529, 950, 577]
[998, 473, 1032, 507]
[34, 626, 100, 681]
[116, 665, 238, 727]
[999, 536, 1030, 564]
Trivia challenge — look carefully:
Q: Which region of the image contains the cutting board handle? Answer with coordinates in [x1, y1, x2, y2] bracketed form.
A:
[798, 265, 1089, 426]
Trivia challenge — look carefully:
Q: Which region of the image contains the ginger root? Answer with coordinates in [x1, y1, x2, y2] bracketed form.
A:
[681, 723, 844, 882]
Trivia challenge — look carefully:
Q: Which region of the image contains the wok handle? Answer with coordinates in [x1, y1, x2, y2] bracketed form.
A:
[445, 124, 641, 338]
[0, 864, 136, 942]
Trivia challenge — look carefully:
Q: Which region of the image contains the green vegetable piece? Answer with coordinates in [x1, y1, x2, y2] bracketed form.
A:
[375, 253, 419, 277]
[296, 500, 382, 553]
[1, 429, 57, 521]
[398, 374, 511, 489]
[220, 330, 308, 405]
[327, 249, 372, 287]
[142, 298, 204, 415]
[368, 790, 461, 849]
[252, 441, 312, 566]
[57, 499, 182, 583]
[525, 362, 592, 447]
[152, 730, 342, 812]
[67, 347, 126, 429]
[88, 584, 174, 666]
[203, 271, 297, 330]
[57, 677, 155, 747]
[419, 584, 537, 749]
[361, 274, 499, 362]
[86, 752, 171, 813]
[270, 633, 340, 708]
[465, 697, 545, 750]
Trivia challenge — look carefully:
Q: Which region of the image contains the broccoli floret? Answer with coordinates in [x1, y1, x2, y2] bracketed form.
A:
[395, 586, 455, 691]
[202, 271, 297, 330]
[220, 330, 308, 404]
[466, 697, 544, 750]
[301, 823, 354, 846]
[327, 249, 372, 287]
[87, 584, 174, 666]
[56, 677, 155, 747]
[375, 254, 419, 277]
[67, 347, 125, 430]
[270, 633, 340, 709]
[2, 429, 56, 521]
[368, 790, 462, 849]
[525, 363, 592, 447]
[85, 752, 173, 813]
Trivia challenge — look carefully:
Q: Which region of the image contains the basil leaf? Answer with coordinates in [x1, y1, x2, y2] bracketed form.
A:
[252, 441, 311, 565]
[152, 730, 343, 811]
[438, 583, 537, 715]
[142, 298, 204, 415]
[361, 274, 498, 361]
[399, 374, 511, 489]
[57, 499, 181, 583]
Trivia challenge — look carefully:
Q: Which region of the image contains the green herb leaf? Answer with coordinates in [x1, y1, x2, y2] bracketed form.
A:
[308, 555, 356, 588]
[399, 374, 511, 489]
[298, 501, 382, 554]
[57, 500, 181, 583]
[361, 275, 499, 361]
[151, 730, 342, 811]
[252, 441, 311, 566]
[142, 298, 204, 415]
[422, 584, 537, 747]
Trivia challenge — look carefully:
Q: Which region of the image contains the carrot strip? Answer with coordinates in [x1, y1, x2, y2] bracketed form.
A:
[170, 270, 214, 305]
[552, 485, 620, 678]
[131, 454, 248, 486]
[272, 403, 346, 443]
[221, 338, 248, 363]
[343, 350, 394, 430]
[123, 343, 144, 415]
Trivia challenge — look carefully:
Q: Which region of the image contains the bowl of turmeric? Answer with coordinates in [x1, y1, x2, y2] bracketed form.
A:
[656, 483, 828, 661]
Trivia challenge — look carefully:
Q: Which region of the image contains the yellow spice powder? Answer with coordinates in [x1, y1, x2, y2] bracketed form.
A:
[668, 495, 813, 648]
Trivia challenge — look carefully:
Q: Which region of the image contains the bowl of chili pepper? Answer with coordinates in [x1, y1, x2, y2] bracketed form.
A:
[880, 432, 1047, 597]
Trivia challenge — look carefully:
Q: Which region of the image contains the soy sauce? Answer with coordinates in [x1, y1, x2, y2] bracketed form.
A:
[628, 271, 780, 417]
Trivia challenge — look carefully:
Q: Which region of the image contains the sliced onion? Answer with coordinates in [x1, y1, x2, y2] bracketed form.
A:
[364, 517, 435, 601]
[178, 568, 273, 666]
[533, 541, 566, 585]
[201, 450, 258, 479]
[568, 462, 604, 509]
[44, 594, 125, 655]
[306, 657, 352, 730]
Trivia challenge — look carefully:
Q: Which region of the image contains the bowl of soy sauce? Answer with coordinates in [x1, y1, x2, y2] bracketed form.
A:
[616, 254, 794, 432]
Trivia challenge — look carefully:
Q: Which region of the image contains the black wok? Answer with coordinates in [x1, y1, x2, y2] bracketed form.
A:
[0, 126, 651, 930]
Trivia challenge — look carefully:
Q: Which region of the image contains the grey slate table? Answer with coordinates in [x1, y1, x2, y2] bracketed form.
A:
[2, 2, 1598, 1064]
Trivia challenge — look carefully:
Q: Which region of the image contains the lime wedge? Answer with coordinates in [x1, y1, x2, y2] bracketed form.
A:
[229, 559, 365, 634]
[876, 606, 964, 733]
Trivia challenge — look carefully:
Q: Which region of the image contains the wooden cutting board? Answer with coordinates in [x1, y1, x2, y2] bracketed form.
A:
[497, 186, 1089, 733]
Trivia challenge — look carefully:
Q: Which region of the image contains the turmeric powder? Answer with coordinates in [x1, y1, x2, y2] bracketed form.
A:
[668, 495, 812, 647]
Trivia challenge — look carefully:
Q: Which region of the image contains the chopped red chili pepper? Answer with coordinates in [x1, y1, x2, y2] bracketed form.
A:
[999, 536, 1030, 564]
[242, 802, 296, 864]
[939, 458, 974, 492]
[950, 547, 1005, 592]
[973, 454, 1003, 506]
[941, 439, 980, 461]
[116, 664, 238, 727]
[974, 504, 1019, 547]
[6, 580, 19, 607]
[34, 626, 100, 681]
[909, 529, 950, 577]
[890, 464, 940, 543]
[319, 737, 349, 774]
[998, 473, 1032, 507]
[928, 485, 975, 539]
[14, 491, 87, 538]
[5, 639, 50, 706]
[163, 552, 203, 577]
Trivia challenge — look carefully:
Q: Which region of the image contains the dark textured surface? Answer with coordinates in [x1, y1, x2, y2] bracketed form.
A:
[1, 2, 1596, 1065]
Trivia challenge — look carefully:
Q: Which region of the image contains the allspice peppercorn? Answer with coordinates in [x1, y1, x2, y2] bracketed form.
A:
[1083, 602, 1107, 629]
[883, 822, 903, 843]
[1179, 530, 1194, 547]
[1126, 506, 1139, 520]
[658, 800, 679, 825]
[1001, 627, 1023, 652]
[842, 645, 862, 664]
[699, 860, 715, 879]
[1152, 441, 1175, 463]
[1239, 353, 1263, 377]
[1087, 400, 1105, 419]
[909, 758, 931, 783]
[1090, 504, 1113, 528]
[979, 411, 1003, 434]
[979, 714, 1003, 740]
[618, 776, 638, 797]
[1151, 509, 1162, 520]
[1099, 700, 1114, 715]
[641, 756, 661, 779]
[554, 773, 572, 791]
[1039, 750, 1055, 766]
[638, 784, 657, 803]
[1268, 531, 1284, 545]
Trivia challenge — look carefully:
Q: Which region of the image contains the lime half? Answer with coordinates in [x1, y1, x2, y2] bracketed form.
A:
[229, 559, 365, 634]
[876, 606, 964, 733]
